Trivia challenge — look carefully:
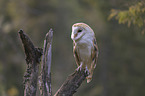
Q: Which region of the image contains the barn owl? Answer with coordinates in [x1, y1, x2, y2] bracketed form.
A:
[71, 23, 98, 83]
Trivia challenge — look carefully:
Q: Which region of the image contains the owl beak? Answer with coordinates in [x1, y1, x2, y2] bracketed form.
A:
[71, 33, 77, 40]
[74, 33, 78, 38]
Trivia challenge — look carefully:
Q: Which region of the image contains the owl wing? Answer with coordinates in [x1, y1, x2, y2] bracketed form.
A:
[91, 38, 99, 69]
[86, 37, 99, 83]
[73, 42, 80, 67]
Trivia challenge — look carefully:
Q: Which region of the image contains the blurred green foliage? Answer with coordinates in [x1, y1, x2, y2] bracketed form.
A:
[0, 0, 145, 96]
[108, 1, 145, 33]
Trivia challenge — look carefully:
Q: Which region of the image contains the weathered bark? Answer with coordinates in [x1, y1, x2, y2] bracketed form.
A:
[39, 29, 53, 96]
[19, 30, 43, 96]
[19, 29, 88, 96]
[54, 69, 88, 96]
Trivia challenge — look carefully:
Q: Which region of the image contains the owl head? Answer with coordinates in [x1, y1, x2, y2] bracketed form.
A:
[71, 23, 94, 41]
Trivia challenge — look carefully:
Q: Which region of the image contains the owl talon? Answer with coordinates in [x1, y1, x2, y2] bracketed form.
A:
[85, 67, 90, 75]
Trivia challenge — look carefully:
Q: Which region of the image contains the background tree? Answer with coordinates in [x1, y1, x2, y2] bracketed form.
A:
[108, 1, 145, 34]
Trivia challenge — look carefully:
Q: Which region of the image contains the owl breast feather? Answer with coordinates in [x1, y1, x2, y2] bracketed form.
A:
[76, 39, 93, 63]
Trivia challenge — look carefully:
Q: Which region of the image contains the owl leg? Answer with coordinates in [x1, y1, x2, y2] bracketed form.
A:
[76, 62, 83, 71]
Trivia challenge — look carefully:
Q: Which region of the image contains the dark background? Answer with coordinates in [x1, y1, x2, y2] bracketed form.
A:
[0, 0, 145, 96]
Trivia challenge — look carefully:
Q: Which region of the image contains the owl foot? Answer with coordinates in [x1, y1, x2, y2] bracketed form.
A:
[85, 66, 90, 75]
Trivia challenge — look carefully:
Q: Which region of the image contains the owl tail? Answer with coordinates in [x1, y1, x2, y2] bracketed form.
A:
[86, 74, 92, 83]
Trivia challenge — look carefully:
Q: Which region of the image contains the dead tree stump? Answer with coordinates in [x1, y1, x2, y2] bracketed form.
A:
[19, 29, 88, 96]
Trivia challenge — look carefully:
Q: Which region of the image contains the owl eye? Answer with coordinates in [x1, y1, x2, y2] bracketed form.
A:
[77, 29, 82, 33]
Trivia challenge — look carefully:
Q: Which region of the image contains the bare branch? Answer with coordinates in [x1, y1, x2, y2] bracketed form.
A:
[39, 29, 53, 96]
[54, 69, 88, 96]
[19, 30, 43, 96]
[19, 29, 88, 96]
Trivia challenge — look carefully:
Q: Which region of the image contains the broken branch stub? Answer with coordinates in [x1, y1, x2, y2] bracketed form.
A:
[39, 29, 53, 96]
[19, 30, 42, 96]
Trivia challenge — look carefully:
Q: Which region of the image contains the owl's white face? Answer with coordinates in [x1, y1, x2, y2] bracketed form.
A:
[71, 26, 85, 41]
[71, 23, 94, 41]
